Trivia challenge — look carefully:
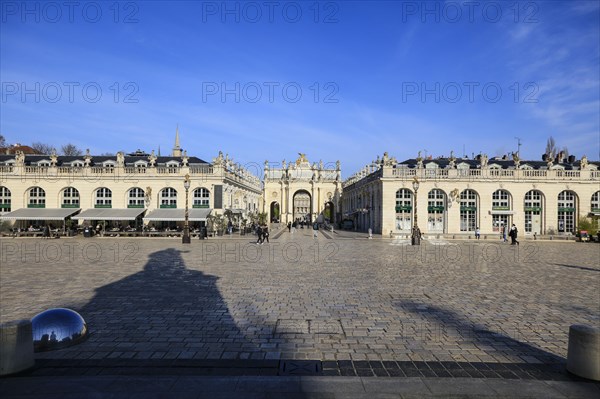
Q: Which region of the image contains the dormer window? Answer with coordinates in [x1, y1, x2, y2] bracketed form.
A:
[457, 162, 470, 176]
[102, 160, 116, 168]
[488, 163, 502, 169]
[166, 160, 179, 173]
[425, 162, 438, 176]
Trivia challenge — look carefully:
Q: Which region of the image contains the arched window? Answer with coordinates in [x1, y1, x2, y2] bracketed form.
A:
[28, 187, 46, 208]
[557, 190, 577, 233]
[427, 189, 446, 233]
[491, 189, 512, 232]
[193, 188, 210, 208]
[459, 189, 478, 232]
[160, 188, 177, 208]
[0, 186, 11, 213]
[592, 191, 600, 231]
[128, 188, 145, 208]
[395, 189, 413, 232]
[95, 187, 112, 208]
[524, 190, 544, 234]
[62, 187, 80, 208]
[592, 191, 600, 213]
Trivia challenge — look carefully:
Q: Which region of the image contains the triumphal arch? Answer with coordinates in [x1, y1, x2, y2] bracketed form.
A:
[263, 154, 342, 224]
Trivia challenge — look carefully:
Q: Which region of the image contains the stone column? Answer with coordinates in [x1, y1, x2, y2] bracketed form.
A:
[0, 319, 34, 376]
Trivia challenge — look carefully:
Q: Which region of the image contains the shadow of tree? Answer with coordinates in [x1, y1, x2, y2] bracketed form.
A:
[395, 299, 565, 364]
[73, 248, 260, 360]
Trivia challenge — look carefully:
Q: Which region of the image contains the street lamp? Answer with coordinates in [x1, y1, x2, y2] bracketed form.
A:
[411, 176, 421, 245]
[182, 174, 191, 244]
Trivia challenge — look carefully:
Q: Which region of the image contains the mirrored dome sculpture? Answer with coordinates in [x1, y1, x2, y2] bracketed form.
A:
[31, 308, 88, 352]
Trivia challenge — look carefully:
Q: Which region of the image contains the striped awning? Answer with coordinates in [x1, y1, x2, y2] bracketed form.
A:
[72, 208, 146, 221]
[143, 208, 212, 222]
[0, 208, 81, 221]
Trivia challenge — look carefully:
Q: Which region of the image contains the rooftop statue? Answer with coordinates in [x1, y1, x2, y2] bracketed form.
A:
[581, 155, 588, 169]
[296, 153, 308, 165]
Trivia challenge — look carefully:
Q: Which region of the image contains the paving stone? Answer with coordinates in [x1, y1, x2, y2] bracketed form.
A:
[1, 238, 599, 392]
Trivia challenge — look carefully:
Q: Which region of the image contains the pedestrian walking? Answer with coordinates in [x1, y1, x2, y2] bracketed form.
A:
[502, 224, 508, 242]
[256, 225, 263, 244]
[312, 221, 318, 238]
[263, 225, 270, 243]
[287, 221, 291, 233]
[509, 224, 520, 245]
[475, 227, 480, 240]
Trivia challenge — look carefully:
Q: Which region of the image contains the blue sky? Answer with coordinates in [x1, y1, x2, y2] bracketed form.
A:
[1, 0, 599, 177]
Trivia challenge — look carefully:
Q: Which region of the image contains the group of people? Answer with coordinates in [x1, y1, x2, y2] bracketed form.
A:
[255, 224, 270, 244]
[286, 220, 319, 238]
[286, 219, 310, 233]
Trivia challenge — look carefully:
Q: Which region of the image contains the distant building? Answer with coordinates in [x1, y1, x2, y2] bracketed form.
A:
[0, 131, 262, 230]
[0, 144, 41, 155]
[342, 152, 600, 237]
[263, 154, 342, 224]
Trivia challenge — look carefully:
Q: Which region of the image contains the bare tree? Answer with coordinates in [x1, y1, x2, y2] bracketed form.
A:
[545, 136, 556, 159]
[99, 152, 115, 156]
[560, 146, 569, 158]
[31, 142, 57, 155]
[0, 134, 5, 147]
[61, 144, 83, 156]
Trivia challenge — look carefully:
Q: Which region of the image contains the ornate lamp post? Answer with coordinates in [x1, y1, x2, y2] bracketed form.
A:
[411, 176, 421, 245]
[182, 174, 191, 244]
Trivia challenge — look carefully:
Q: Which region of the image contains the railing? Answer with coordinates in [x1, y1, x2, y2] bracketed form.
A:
[25, 166, 49, 174]
[391, 168, 416, 177]
[556, 170, 580, 178]
[90, 167, 115, 174]
[189, 165, 214, 174]
[156, 167, 180, 174]
[522, 170, 547, 178]
[0, 166, 14, 173]
[345, 167, 599, 186]
[489, 169, 515, 177]
[124, 167, 147, 174]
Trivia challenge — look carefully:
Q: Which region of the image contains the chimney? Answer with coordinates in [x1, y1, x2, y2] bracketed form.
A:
[568, 155, 575, 164]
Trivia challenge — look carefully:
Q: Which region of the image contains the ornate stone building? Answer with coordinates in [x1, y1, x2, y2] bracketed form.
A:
[0, 133, 262, 230]
[263, 154, 342, 224]
[342, 152, 600, 237]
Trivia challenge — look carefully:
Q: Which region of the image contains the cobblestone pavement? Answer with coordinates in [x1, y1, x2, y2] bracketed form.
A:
[1, 232, 599, 366]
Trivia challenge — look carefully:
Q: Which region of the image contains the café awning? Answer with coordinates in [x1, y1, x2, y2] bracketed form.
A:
[143, 208, 212, 222]
[0, 208, 81, 221]
[72, 208, 146, 221]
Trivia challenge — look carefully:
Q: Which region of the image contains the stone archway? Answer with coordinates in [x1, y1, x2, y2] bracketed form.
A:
[293, 190, 312, 223]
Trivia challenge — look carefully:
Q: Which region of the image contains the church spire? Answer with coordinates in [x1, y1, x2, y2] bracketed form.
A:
[172, 124, 182, 157]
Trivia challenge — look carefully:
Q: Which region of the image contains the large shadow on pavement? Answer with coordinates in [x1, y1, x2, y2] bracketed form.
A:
[396, 299, 565, 364]
[75, 248, 261, 362]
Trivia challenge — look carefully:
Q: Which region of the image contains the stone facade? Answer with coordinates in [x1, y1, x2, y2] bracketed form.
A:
[263, 154, 342, 224]
[0, 147, 262, 227]
[342, 153, 600, 237]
